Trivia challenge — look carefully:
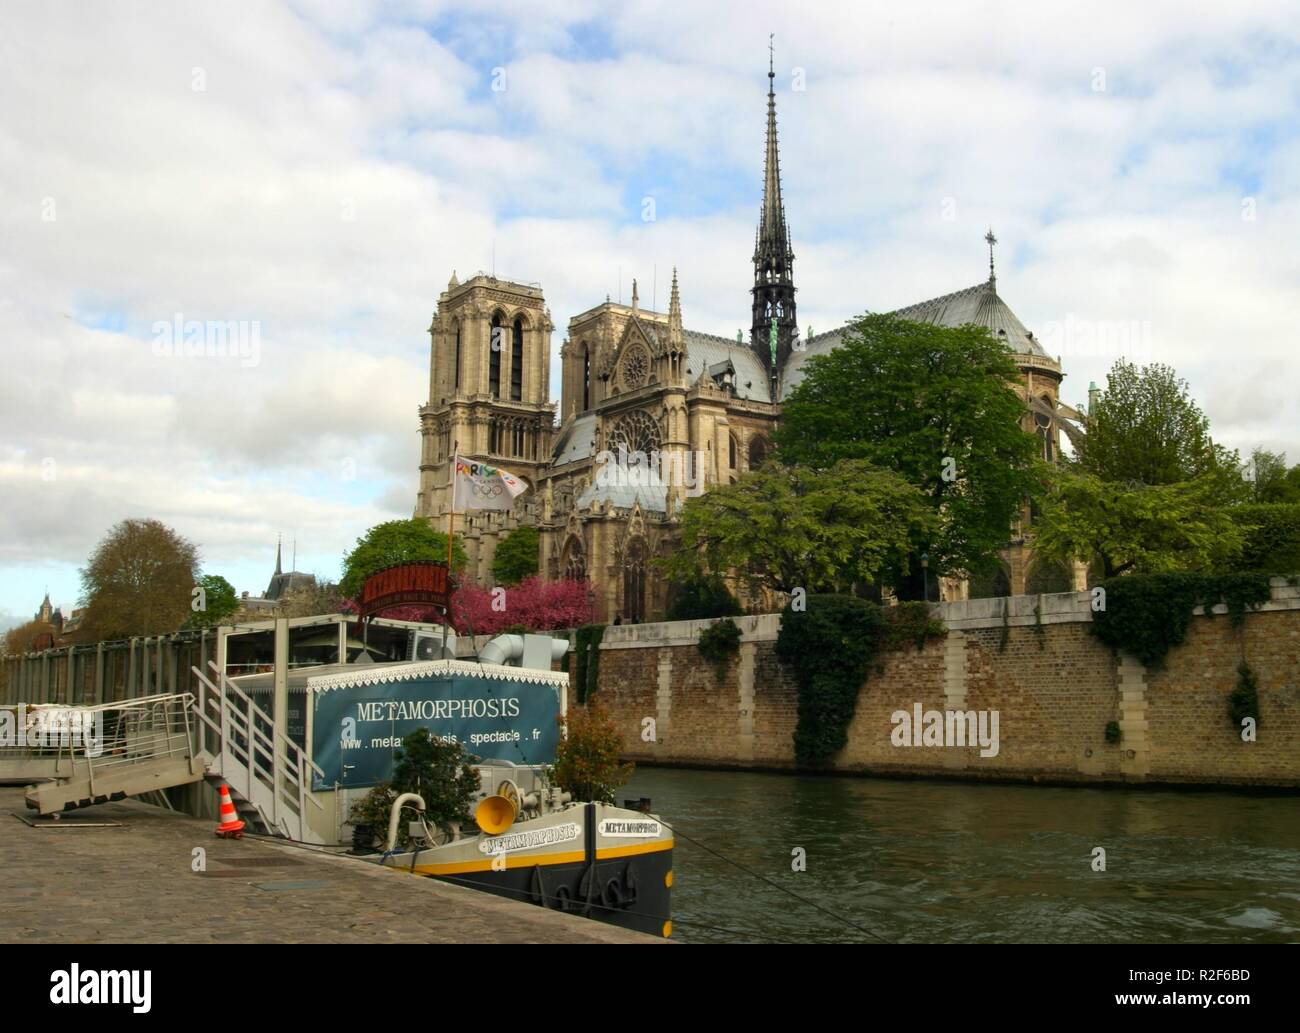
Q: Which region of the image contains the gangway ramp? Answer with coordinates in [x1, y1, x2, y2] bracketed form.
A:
[14, 693, 205, 815]
[192, 663, 326, 844]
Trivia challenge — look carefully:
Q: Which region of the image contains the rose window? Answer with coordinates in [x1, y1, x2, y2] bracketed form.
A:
[609, 410, 662, 456]
[619, 346, 650, 390]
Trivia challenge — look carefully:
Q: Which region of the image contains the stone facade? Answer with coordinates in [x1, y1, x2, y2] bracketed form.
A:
[586, 580, 1300, 788]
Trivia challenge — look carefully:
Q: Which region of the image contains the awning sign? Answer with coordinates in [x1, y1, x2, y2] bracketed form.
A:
[311, 672, 560, 790]
[358, 562, 449, 620]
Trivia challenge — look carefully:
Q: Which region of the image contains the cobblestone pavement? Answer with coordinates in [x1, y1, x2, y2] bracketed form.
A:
[0, 789, 662, 944]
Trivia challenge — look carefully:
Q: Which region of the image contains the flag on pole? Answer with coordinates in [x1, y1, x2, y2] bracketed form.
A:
[452, 454, 529, 512]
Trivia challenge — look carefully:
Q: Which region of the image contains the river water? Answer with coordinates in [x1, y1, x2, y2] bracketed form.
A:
[619, 767, 1300, 944]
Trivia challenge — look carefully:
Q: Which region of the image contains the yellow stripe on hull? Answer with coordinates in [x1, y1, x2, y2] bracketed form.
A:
[410, 837, 674, 876]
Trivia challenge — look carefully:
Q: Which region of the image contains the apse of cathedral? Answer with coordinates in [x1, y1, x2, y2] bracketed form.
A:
[415, 58, 1086, 624]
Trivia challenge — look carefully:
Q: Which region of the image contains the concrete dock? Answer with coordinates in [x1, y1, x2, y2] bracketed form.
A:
[0, 788, 662, 944]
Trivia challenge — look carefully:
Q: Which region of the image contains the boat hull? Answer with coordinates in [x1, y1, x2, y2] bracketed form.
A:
[382, 803, 673, 939]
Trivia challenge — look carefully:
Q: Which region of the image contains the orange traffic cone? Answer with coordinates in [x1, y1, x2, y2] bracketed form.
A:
[215, 784, 245, 839]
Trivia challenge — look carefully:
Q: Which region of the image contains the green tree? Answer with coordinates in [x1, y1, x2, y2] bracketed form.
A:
[775, 313, 1041, 594]
[185, 574, 239, 628]
[547, 701, 633, 804]
[1078, 360, 1242, 498]
[347, 728, 480, 850]
[665, 459, 937, 598]
[1233, 503, 1300, 574]
[340, 519, 468, 599]
[1246, 448, 1300, 504]
[665, 574, 744, 621]
[491, 525, 539, 586]
[390, 728, 480, 826]
[79, 519, 199, 640]
[1033, 469, 1245, 579]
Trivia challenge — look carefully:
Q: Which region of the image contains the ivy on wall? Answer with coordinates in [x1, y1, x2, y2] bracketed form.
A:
[1090, 572, 1271, 667]
[697, 618, 742, 680]
[776, 595, 947, 767]
[883, 601, 948, 654]
[1228, 661, 1260, 732]
[572, 624, 606, 704]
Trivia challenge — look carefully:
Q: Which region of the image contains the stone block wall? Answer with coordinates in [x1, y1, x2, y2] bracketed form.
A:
[585, 580, 1300, 788]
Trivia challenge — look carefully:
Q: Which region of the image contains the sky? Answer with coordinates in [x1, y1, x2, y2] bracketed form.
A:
[1, 0, 1298, 630]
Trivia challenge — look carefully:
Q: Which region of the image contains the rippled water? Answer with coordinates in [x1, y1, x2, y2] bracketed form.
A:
[619, 767, 1300, 944]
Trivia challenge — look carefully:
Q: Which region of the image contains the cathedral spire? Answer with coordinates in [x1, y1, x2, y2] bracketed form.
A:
[756, 34, 790, 266]
[668, 267, 682, 334]
[275, 535, 283, 577]
[985, 228, 998, 289]
[751, 35, 797, 391]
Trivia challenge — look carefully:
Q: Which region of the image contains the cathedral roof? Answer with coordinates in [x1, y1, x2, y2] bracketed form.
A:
[551, 413, 598, 467]
[891, 280, 1048, 359]
[781, 278, 1049, 400]
[576, 478, 668, 514]
[684, 330, 772, 403]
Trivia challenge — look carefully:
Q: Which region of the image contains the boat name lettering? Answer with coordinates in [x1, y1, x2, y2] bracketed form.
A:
[479, 822, 582, 855]
[354, 697, 521, 722]
[598, 819, 662, 838]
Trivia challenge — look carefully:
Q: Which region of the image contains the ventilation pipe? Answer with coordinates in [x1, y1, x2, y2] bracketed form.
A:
[478, 633, 569, 670]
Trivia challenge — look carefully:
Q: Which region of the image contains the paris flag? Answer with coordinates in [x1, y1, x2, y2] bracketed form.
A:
[451, 455, 529, 511]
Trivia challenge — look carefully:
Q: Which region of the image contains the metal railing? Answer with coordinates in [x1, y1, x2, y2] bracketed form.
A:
[191, 663, 323, 840]
[2, 693, 195, 779]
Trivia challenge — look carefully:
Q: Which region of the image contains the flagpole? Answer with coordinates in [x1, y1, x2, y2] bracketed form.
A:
[448, 442, 458, 571]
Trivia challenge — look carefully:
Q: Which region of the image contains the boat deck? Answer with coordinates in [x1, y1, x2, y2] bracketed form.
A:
[0, 788, 663, 944]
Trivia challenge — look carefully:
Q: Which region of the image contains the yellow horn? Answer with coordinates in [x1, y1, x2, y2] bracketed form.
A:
[475, 794, 518, 835]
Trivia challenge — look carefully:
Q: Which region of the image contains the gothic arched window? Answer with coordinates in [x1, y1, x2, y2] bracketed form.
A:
[729, 434, 738, 469]
[610, 410, 661, 458]
[511, 317, 524, 401]
[489, 313, 504, 398]
[748, 435, 769, 469]
[968, 563, 1012, 599]
[623, 537, 648, 623]
[582, 343, 591, 412]
[562, 536, 586, 582]
[1026, 559, 1072, 595]
[453, 321, 461, 391]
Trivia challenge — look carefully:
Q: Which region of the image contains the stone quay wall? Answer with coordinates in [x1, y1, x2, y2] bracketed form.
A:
[586, 580, 1300, 788]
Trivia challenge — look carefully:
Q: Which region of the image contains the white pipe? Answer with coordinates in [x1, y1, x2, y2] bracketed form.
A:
[478, 634, 570, 669]
[386, 792, 425, 852]
[478, 634, 525, 666]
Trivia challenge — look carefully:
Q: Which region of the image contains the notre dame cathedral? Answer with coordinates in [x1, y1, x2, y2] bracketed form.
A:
[415, 59, 1086, 623]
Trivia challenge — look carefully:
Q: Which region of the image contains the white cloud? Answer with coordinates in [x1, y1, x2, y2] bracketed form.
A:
[1, 0, 1298, 617]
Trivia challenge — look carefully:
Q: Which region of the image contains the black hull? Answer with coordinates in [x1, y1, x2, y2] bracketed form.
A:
[435, 848, 673, 939]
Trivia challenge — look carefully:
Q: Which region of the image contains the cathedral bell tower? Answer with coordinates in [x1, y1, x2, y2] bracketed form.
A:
[750, 42, 797, 397]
